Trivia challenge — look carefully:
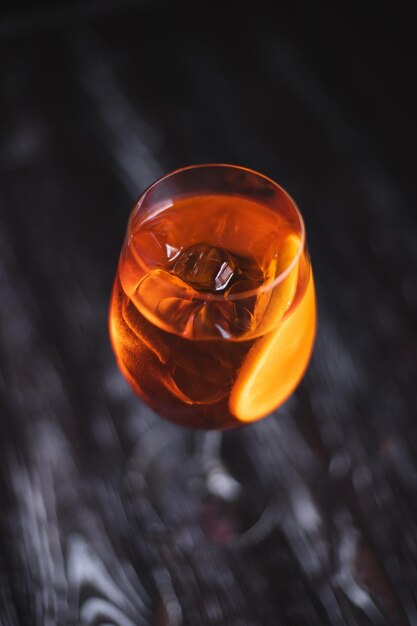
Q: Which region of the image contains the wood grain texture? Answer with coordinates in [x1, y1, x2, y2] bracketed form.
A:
[0, 2, 416, 624]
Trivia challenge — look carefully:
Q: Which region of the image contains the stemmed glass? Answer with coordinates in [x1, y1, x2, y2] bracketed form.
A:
[109, 164, 316, 529]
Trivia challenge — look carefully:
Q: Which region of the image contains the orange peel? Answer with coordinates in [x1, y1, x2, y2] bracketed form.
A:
[229, 256, 316, 422]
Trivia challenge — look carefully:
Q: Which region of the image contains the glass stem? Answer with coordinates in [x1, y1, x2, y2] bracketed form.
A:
[198, 431, 241, 502]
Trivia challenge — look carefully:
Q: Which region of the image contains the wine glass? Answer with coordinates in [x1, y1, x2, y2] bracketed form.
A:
[109, 164, 316, 533]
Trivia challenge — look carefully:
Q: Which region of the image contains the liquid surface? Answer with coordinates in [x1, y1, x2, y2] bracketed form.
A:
[110, 193, 315, 429]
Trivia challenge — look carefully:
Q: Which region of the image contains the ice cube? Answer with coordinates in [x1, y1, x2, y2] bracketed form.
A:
[132, 269, 199, 334]
[190, 299, 256, 339]
[169, 344, 234, 404]
[167, 336, 244, 404]
[231, 255, 264, 288]
[172, 243, 236, 292]
[133, 242, 276, 340]
[131, 229, 182, 267]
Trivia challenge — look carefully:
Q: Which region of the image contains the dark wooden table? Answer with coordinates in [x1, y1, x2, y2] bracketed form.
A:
[1, 3, 416, 624]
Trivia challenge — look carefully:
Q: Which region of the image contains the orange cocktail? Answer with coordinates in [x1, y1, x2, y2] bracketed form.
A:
[110, 165, 316, 429]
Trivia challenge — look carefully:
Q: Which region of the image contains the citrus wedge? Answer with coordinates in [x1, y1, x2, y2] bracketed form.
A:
[229, 269, 316, 422]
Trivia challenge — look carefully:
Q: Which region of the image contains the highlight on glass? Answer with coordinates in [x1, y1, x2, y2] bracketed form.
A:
[109, 164, 316, 429]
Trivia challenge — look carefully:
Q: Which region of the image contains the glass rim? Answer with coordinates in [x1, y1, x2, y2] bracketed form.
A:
[129, 163, 306, 302]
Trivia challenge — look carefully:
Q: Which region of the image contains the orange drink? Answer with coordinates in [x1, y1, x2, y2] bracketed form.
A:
[109, 165, 316, 429]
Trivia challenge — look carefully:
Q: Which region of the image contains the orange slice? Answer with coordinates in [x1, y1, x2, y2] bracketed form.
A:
[229, 267, 316, 423]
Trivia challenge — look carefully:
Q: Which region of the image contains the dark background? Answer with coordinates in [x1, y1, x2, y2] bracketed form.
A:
[1, 2, 416, 624]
